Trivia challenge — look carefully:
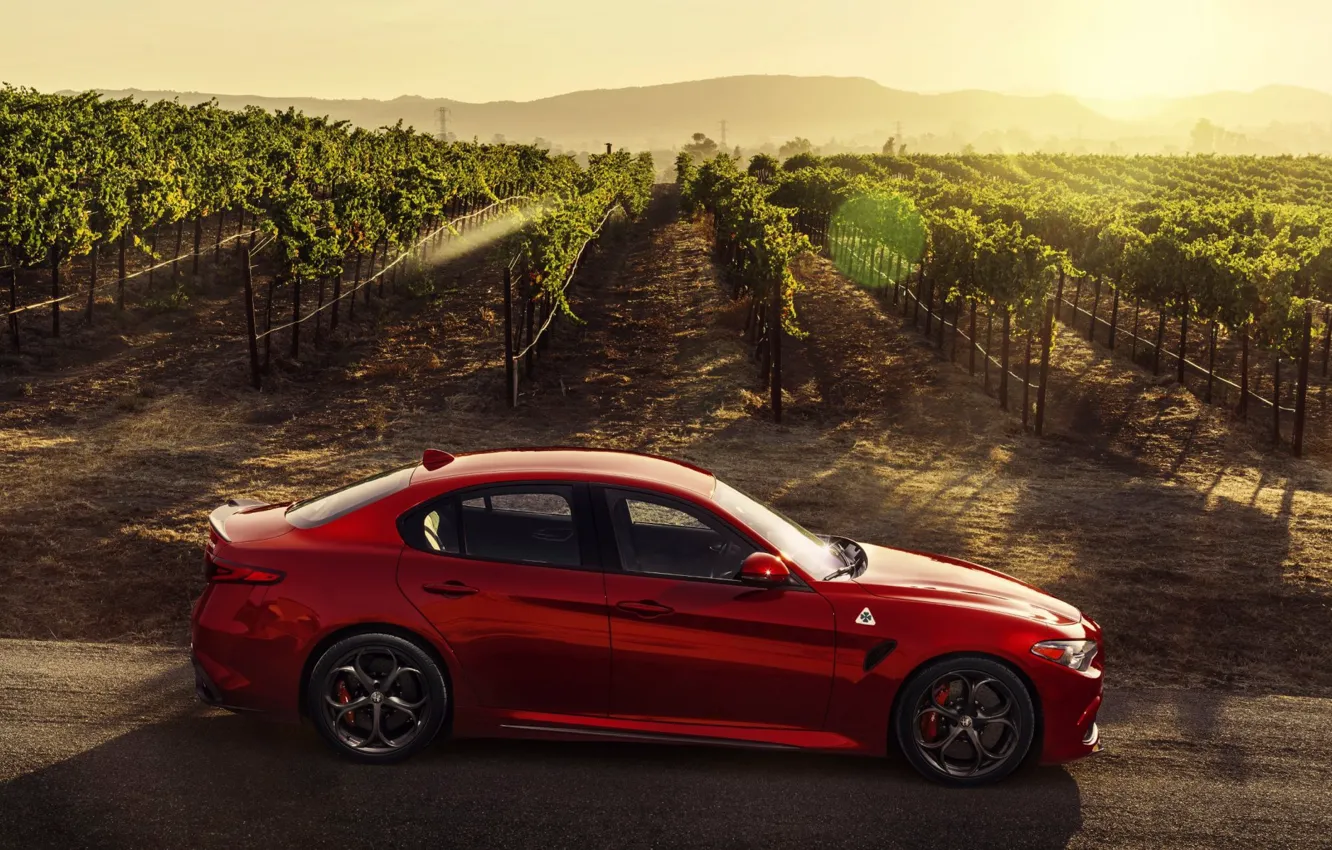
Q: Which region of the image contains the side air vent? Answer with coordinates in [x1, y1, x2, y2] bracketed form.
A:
[863, 640, 898, 673]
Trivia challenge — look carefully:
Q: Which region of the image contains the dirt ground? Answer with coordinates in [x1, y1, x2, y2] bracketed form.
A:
[1, 187, 1329, 699]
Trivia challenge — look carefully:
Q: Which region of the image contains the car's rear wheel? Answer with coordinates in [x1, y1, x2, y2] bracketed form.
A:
[893, 656, 1035, 786]
[308, 633, 448, 763]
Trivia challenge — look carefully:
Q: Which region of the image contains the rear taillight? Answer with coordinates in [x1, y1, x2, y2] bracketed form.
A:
[205, 555, 283, 585]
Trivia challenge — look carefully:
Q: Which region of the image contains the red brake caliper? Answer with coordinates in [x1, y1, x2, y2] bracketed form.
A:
[337, 680, 355, 726]
[922, 682, 950, 741]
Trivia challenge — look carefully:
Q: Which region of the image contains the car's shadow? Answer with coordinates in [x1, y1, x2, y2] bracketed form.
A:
[0, 713, 1083, 849]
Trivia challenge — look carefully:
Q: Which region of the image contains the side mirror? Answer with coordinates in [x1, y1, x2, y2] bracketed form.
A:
[738, 552, 791, 587]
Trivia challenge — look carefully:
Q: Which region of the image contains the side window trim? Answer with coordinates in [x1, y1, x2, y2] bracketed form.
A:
[399, 481, 601, 571]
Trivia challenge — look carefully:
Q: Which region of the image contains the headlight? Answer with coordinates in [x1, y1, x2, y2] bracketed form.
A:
[1031, 639, 1098, 672]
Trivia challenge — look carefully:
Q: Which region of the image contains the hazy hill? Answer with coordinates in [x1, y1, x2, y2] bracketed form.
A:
[83, 75, 1332, 154]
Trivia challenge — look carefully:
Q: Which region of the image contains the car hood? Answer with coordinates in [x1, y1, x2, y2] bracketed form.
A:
[850, 544, 1081, 626]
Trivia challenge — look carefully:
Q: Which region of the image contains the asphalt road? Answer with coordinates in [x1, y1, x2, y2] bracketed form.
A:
[0, 640, 1328, 850]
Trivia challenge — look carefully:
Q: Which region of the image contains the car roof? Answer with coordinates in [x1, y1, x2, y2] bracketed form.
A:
[410, 447, 716, 497]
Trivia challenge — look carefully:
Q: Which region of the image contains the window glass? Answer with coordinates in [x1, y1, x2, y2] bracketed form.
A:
[286, 464, 414, 529]
[606, 489, 754, 580]
[462, 486, 580, 566]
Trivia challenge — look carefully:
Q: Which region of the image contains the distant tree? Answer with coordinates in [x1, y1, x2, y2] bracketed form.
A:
[882, 136, 896, 156]
[491, 133, 507, 145]
[683, 132, 719, 162]
[1191, 119, 1217, 154]
[733, 145, 742, 160]
[779, 137, 814, 159]
[781, 151, 821, 172]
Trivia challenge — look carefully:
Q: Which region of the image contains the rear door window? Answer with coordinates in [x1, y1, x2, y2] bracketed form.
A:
[460, 485, 581, 567]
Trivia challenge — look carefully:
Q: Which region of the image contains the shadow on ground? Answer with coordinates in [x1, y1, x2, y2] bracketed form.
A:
[0, 712, 1083, 850]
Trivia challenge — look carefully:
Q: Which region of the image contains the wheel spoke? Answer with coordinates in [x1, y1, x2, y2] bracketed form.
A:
[387, 694, 428, 711]
[324, 694, 370, 719]
[351, 652, 377, 692]
[919, 724, 963, 751]
[916, 703, 960, 722]
[963, 729, 987, 775]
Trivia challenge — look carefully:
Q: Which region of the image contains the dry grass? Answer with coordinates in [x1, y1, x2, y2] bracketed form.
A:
[1, 189, 1329, 701]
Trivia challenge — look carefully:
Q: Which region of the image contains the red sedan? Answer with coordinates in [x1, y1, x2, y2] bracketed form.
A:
[192, 448, 1103, 786]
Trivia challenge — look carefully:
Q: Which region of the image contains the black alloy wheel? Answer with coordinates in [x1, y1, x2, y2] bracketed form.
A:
[308, 633, 448, 763]
[894, 656, 1036, 786]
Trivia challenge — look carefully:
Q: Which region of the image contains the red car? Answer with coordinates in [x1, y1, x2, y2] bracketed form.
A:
[192, 448, 1102, 786]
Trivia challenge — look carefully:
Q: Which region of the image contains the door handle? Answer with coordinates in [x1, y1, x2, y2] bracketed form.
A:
[423, 581, 479, 598]
[616, 600, 674, 619]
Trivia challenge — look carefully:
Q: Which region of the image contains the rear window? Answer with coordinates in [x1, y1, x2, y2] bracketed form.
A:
[285, 464, 414, 529]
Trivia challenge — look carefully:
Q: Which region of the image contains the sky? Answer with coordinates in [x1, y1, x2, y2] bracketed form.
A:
[4, 0, 1330, 102]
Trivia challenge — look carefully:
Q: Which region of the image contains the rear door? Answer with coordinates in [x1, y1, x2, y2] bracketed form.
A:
[595, 486, 837, 729]
[397, 483, 610, 717]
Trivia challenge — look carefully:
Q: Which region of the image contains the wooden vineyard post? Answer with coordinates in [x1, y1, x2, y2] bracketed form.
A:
[1054, 268, 1066, 323]
[999, 309, 1011, 410]
[7, 264, 18, 354]
[172, 219, 185, 280]
[924, 278, 934, 337]
[86, 242, 99, 324]
[1088, 276, 1100, 342]
[968, 301, 977, 376]
[1323, 306, 1331, 378]
[290, 276, 302, 359]
[50, 246, 61, 337]
[118, 232, 128, 310]
[315, 277, 325, 347]
[936, 290, 946, 349]
[771, 277, 783, 424]
[1272, 355, 1281, 445]
[193, 216, 203, 278]
[214, 209, 225, 263]
[243, 249, 261, 390]
[913, 264, 924, 324]
[1036, 298, 1054, 436]
[1239, 324, 1250, 416]
[263, 277, 274, 375]
[524, 272, 536, 379]
[1177, 303, 1189, 386]
[1071, 275, 1083, 326]
[504, 266, 516, 408]
[984, 309, 993, 393]
[1022, 329, 1032, 430]
[1154, 308, 1165, 375]
[951, 297, 961, 362]
[1293, 310, 1313, 458]
[248, 211, 258, 253]
[1108, 284, 1119, 350]
[1131, 297, 1140, 362]
[330, 271, 342, 332]
[1205, 323, 1217, 404]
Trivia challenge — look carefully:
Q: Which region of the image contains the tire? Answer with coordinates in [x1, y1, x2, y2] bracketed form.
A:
[893, 655, 1036, 787]
[307, 632, 448, 764]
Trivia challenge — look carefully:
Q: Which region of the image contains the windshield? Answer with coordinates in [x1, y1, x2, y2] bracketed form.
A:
[713, 480, 844, 579]
[285, 464, 415, 529]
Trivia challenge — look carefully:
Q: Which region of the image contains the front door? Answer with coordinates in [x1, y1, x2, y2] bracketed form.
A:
[597, 487, 836, 729]
[397, 483, 609, 717]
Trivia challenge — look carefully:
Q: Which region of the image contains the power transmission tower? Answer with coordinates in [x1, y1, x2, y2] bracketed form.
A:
[437, 107, 451, 142]
[719, 120, 728, 148]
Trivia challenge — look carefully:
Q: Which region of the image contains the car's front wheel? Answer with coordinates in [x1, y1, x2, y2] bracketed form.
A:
[893, 655, 1036, 786]
[308, 633, 448, 763]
